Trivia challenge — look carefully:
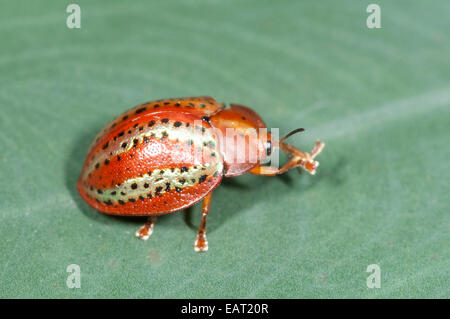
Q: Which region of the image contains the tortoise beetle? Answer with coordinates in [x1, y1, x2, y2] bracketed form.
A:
[77, 96, 325, 252]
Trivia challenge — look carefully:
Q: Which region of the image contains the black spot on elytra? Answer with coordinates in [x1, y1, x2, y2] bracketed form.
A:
[133, 138, 139, 147]
[143, 136, 150, 143]
[174, 121, 182, 127]
[131, 183, 138, 189]
[128, 198, 136, 203]
[202, 116, 210, 122]
[133, 123, 139, 128]
[165, 183, 171, 191]
[104, 200, 113, 206]
[174, 102, 180, 107]
[118, 200, 125, 205]
[181, 166, 188, 173]
[161, 118, 169, 123]
[147, 171, 152, 176]
[198, 175, 208, 183]
[135, 107, 146, 114]
[97, 189, 103, 194]
[139, 126, 144, 131]
[104, 159, 110, 165]
[117, 155, 121, 161]
[162, 131, 168, 138]
[139, 195, 145, 201]
[118, 131, 125, 137]
[175, 187, 182, 192]
[121, 142, 127, 148]
[179, 178, 186, 184]
[147, 193, 152, 199]
[148, 120, 155, 127]
[186, 123, 190, 127]
[111, 191, 116, 195]
[241, 116, 246, 120]
[122, 115, 129, 121]
[121, 192, 126, 196]
[155, 186, 163, 195]
[153, 104, 159, 108]
[95, 163, 100, 169]
[144, 183, 149, 188]
[102, 142, 109, 150]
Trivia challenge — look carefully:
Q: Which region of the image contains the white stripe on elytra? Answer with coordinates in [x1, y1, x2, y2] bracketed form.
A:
[83, 120, 218, 180]
[86, 161, 223, 205]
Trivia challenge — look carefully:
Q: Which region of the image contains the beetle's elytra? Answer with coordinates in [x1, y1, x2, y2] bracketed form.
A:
[77, 96, 325, 252]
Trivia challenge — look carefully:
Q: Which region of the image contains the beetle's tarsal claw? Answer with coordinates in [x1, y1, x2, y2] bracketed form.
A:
[194, 235, 208, 252]
[310, 141, 325, 159]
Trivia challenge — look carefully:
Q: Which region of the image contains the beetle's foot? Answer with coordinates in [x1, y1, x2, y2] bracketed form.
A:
[135, 225, 153, 240]
[135, 217, 157, 240]
[194, 234, 208, 252]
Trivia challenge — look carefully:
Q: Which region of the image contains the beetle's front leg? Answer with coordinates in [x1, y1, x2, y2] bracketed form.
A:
[195, 192, 213, 252]
[251, 140, 325, 176]
[136, 216, 157, 240]
[249, 158, 301, 176]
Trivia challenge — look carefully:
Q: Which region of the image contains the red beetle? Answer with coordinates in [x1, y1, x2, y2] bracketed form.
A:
[77, 96, 324, 252]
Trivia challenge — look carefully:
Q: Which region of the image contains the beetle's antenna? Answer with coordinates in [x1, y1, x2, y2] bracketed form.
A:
[279, 128, 305, 143]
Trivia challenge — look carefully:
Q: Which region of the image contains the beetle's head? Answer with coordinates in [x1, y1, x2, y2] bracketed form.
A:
[210, 103, 273, 177]
[276, 128, 325, 175]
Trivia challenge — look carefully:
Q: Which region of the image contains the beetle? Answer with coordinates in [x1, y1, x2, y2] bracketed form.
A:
[77, 96, 324, 252]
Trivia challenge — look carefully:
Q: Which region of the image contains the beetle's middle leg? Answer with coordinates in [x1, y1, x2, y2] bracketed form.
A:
[194, 192, 213, 252]
[136, 216, 157, 240]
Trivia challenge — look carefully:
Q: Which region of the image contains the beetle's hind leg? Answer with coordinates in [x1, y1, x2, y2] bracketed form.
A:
[195, 192, 213, 252]
[136, 216, 157, 240]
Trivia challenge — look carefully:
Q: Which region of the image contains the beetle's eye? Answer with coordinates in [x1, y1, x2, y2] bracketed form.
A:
[265, 141, 272, 156]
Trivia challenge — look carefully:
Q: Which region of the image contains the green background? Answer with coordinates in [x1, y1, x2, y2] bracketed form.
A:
[0, 0, 449, 298]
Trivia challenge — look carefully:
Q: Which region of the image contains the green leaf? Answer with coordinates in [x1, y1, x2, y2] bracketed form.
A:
[0, 0, 448, 298]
